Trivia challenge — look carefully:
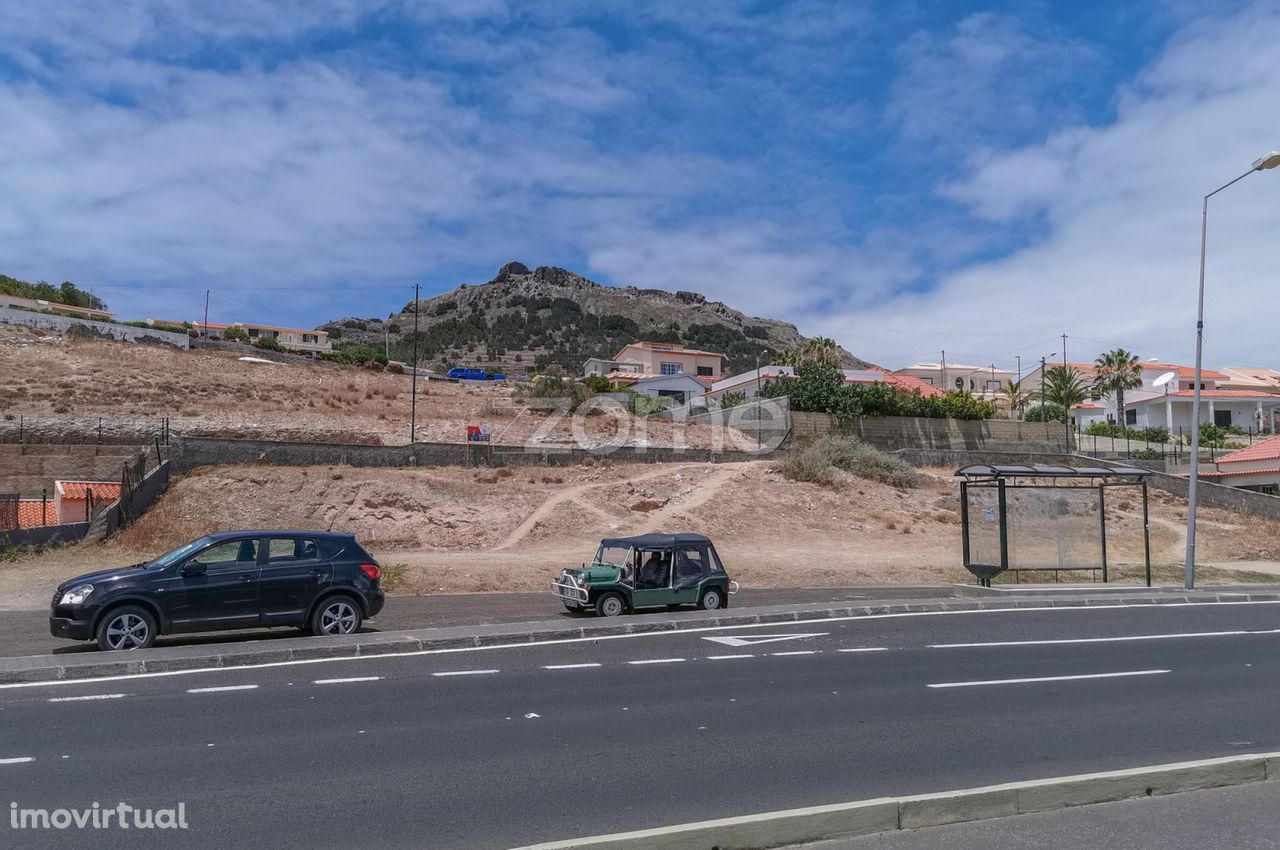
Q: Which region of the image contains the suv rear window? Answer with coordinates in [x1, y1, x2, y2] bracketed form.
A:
[267, 538, 319, 561]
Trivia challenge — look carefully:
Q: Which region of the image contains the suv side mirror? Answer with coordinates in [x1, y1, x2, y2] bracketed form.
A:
[180, 561, 207, 577]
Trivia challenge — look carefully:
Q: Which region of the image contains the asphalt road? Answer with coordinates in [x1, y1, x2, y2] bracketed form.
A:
[4, 601, 1280, 849]
[805, 781, 1280, 850]
[0, 586, 949, 658]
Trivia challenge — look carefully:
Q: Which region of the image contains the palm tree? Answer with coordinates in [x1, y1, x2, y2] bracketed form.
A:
[1043, 365, 1091, 410]
[998, 378, 1032, 419]
[1093, 348, 1144, 431]
[798, 337, 842, 366]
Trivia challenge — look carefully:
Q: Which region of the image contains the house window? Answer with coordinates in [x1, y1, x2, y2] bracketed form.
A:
[697, 366, 714, 377]
[247, 327, 259, 338]
[1125, 409, 1137, 425]
[1215, 410, 1232, 427]
[986, 380, 1001, 392]
[660, 362, 681, 375]
[303, 334, 317, 344]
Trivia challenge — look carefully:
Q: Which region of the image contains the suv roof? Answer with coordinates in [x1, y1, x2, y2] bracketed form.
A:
[600, 533, 712, 549]
[203, 530, 356, 541]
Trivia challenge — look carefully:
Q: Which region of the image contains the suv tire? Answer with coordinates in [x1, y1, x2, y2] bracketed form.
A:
[310, 596, 363, 636]
[96, 605, 158, 651]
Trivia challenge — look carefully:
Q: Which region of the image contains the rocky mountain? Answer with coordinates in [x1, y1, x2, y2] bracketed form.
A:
[322, 262, 871, 376]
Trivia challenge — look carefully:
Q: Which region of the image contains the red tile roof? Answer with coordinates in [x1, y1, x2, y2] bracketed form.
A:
[1215, 435, 1280, 465]
[1144, 362, 1228, 380]
[55, 481, 122, 501]
[878, 372, 946, 398]
[612, 341, 724, 360]
[1197, 466, 1280, 479]
[1166, 390, 1277, 399]
[17, 500, 53, 529]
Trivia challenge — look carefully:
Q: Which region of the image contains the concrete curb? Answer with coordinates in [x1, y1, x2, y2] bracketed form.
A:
[510, 752, 1280, 850]
[5, 590, 1280, 685]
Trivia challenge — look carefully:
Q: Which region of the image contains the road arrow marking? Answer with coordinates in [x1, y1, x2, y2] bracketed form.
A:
[703, 633, 828, 647]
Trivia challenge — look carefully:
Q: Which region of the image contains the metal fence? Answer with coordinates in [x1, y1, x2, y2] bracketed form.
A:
[0, 414, 171, 446]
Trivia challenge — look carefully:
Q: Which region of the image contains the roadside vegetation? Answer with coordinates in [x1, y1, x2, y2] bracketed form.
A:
[779, 435, 920, 488]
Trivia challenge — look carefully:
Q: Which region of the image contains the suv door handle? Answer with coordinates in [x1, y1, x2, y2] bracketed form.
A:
[308, 569, 323, 577]
[239, 574, 255, 583]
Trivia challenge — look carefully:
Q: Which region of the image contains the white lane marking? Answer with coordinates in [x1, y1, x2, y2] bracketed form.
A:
[314, 676, 382, 685]
[187, 685, 259, 694]
[432, 669, 499, 677]
[770, 650, 818, 656]
[627, 658, 685, 665]
[6, 601, 1275, 690]
[542, 663, 602, 670]
[705, 654, 754, 660]
[0, 757, 34, 765]
[704, 633, 828, 647]
[47, 693, 126, 702]
[927, 669, 1171, 689]
[837, 647, 890, 653]
[930, 628, 1280, 649]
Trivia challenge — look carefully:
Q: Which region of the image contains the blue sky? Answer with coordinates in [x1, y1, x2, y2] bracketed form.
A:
[2, 0, 1279, 370]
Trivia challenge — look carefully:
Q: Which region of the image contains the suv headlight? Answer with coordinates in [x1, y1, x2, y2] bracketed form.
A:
[60, 584, 94, 606]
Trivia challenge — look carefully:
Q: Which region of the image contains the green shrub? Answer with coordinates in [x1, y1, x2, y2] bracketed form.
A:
[1131, 426, 1170, 443]
[720, 391, 747, 409]
[1130, 448, 1164, 460]
[780, 436, 919, 488]
[224, 326, 249, 342]
[1023, 403, 1066, 422]
[253, 336, 283, 352]
[761, 362, 995, 421]
[583, 375, 613, 394]
[1084, 421, 1121, 437]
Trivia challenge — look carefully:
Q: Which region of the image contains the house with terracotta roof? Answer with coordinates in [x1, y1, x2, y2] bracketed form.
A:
[1194, 436, 1280, 493]
[892, 362, 1015, 400]
[53, 480, 122, 524]
[584, 341, 724, 383]
[1219, 367, 1280, 395]
[705, 365, 947, 406]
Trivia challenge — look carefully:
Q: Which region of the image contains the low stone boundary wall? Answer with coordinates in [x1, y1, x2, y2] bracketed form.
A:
[0, 306, 189, 348]
[170, 436, 764, 472]
[1083, 455, 1280, 521]
[792, 412, 1069, 453]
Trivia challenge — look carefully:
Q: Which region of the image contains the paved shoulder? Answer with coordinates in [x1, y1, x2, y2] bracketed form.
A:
[802, 781, 1280, 850]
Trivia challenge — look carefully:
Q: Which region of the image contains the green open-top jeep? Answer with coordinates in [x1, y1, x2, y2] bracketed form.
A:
[551, 533, 737, 617]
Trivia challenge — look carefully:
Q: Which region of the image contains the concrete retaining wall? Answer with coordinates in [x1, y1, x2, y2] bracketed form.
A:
[792, 412, 1069, 453]
[1082, 455, 1280, 521]
[0, 306, 190, 348]
[170, 436, 764, 472]
[0, 444, 145, 496]
[0, 521, 89, 548]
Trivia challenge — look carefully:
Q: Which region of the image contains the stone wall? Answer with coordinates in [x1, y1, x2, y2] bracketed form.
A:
[1082, 456, 1280, 522]
[791, 412, 1069, 453]
[170, 435, 764, 472]
[0, 306, 190, 348]
[0, 521, 90, 549]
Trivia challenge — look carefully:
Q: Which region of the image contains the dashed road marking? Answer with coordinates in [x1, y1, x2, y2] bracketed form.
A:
[432, 669, 499, 677]
[314, 676, 383, 685]
[705, 654, 754, 660]
[542, 663, 602, 670]
[770, 651, 818, 656]
[187, 685, 259, 694]
[929, 629, 1280, 649]
[47, 693, 126, 702]
[837, 647, 890, 653]
[627, 658, 686, 665]
[0, 757, 34, 765]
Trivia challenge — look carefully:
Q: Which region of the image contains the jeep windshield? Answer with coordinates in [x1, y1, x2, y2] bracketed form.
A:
[592, 544, 632, 569]
[147, 536, 215, 569]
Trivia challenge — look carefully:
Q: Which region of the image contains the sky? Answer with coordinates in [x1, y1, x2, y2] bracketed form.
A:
[2, 0, 1279, 372]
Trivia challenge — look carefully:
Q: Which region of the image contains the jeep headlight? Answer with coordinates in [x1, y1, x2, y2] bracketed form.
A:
[60, 584, 94, 606]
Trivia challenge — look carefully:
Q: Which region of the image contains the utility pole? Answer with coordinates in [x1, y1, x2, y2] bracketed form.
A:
[1061, 334, 1071, 449]
[1015, 355, 1023, 418]
[1040, 356, 1047, 411]
[203, 289, 210, 342]
[940, 350, 947, 392]
[410, 283, 420, 444]
[755, 349, 769, 449]
[1062, 333, 1068, 366]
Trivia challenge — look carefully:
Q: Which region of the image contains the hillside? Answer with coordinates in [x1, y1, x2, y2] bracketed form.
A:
[323, 262, 872, 376]
[0, 273, 106, 311]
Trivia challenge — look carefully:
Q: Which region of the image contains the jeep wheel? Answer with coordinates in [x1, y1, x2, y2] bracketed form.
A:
[310, 597, 363, 636]
[698, 588, 724, 611]
[96, 606, 157, 651]
[595, 592, 626, 618]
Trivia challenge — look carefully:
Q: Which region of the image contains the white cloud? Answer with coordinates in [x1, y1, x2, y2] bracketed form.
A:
[847, 3, 1280, 369]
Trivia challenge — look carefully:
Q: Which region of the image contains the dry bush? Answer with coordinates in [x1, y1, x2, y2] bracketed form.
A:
[779, 436, 920, 488]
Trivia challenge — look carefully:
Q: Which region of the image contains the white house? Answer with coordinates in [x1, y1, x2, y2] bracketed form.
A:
[629, 373, 709, 406]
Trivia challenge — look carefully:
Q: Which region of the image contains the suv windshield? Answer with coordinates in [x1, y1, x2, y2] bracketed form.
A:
[148, 536, 215, 569]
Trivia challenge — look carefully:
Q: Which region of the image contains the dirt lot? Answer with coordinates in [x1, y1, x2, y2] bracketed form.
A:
[0, 326, 732, 448]
[3, 461, 1278, 610]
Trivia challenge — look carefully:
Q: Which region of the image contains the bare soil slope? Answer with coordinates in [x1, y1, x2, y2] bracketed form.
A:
[4, 462, 1278, 609]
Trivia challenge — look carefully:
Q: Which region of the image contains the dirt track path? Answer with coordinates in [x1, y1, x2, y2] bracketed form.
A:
[492, 463, 712, 551]
[642, 463, 754, 527]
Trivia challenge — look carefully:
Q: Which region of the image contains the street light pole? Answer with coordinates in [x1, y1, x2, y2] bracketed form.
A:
[1186, 151, 1280, 590]
[755, 349, 769, 448]
[410, 282, 420, 444]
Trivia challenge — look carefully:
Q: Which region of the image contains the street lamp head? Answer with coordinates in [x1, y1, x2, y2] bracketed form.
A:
[1252, 151, 1280, 171]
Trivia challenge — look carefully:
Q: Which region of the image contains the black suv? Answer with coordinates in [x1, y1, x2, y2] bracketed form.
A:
[50, 531, 386, 651]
